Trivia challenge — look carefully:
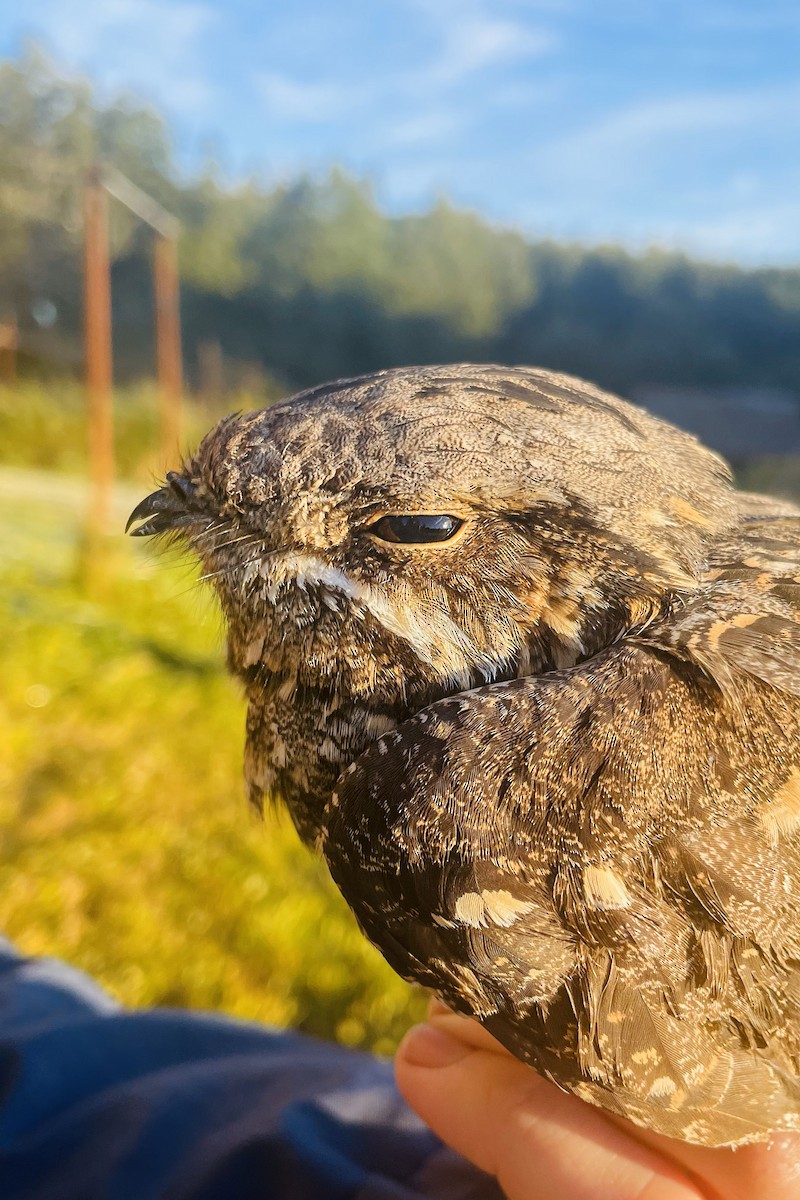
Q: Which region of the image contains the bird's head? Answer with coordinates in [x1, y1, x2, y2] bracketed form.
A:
[128, 363, 735, 727]
[131, 360, 738, 835]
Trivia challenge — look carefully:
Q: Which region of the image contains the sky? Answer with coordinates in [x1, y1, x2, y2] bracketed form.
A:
[3, 0, 800, 265]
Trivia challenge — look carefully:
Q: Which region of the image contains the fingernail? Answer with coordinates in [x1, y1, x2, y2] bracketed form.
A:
[398, 1022, 472, 1069]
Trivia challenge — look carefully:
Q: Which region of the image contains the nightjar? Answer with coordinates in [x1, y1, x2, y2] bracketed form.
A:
[128, 365, 800, 1147]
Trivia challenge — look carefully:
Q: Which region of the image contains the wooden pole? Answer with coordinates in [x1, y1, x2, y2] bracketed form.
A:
[153, 233, 183, 466]
[83, 167, 114, 534]
[0, 319, 17, 384]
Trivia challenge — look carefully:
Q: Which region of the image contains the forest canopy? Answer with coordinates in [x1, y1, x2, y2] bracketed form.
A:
[2, 47, 799, 400]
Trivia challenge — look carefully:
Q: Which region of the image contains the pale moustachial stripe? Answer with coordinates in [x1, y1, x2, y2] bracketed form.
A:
[254, 552, 512, 688]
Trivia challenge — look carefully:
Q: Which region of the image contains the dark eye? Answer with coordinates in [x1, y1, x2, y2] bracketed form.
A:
[367, 514, 464, 544]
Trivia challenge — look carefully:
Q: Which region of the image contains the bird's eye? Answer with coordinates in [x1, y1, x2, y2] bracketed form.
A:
[367, 514, 464, 544]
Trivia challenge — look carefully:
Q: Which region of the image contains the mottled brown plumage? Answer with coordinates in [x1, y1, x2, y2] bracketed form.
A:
[128, 364, 800, 1146]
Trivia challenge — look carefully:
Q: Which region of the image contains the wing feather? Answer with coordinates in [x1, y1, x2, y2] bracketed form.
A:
[322, 510, 800, 1143]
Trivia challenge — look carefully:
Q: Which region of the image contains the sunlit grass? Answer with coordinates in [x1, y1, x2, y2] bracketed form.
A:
[0, 466, 425, 1054]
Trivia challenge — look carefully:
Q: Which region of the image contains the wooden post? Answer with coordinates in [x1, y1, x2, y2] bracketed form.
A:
[153, 233, 183, 466]
[83, 167, 114, 534]
[0, 319, 17, 383]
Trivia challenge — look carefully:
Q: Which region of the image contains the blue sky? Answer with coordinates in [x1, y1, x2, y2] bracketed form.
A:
[3, 0, 800, 264]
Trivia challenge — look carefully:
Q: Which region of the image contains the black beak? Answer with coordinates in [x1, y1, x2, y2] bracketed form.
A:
[126, 472, 196, 537]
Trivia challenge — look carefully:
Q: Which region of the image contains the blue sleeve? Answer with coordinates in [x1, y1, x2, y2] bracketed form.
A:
[0, 939, 501, 1200]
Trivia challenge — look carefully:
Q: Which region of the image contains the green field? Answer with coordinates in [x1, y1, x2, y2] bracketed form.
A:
[0, 462, 425, 1054]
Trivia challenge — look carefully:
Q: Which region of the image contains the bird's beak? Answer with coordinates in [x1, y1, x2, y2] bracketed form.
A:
[126, 472, 196, 537]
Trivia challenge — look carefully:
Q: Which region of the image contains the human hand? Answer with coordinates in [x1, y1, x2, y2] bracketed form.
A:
[395, 1000, 800, 1200]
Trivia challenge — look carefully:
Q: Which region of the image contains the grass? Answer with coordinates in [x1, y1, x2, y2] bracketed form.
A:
[0, 464, 425, 1055]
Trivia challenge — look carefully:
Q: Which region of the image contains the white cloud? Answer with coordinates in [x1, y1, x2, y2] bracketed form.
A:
[408, 0, 555, 88]
[256, 73, 362, 123]
[428, 14, 552, 85]
[381, 110, 464, 148]
[32, 0, 217, 114]
[251, 0, 557, 158]
[537, 84, 800, 189]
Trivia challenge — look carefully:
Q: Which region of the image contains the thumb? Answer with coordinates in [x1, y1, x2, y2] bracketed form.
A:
[395, 1014, 705, 1200]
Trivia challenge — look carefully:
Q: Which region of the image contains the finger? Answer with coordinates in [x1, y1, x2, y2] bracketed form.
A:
[414, 1010, 800, 1200]
[425, 999, 514, 1056]
[427, 996, 457, 1020]
[612, 1120, 800, 1200]
[396, 1022, 706, 1200]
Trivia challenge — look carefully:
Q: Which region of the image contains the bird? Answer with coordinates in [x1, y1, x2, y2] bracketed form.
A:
[127, 363, 800, 1147]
